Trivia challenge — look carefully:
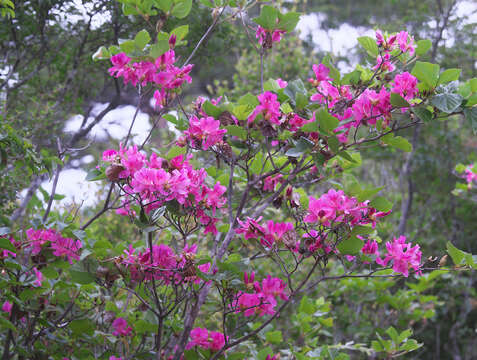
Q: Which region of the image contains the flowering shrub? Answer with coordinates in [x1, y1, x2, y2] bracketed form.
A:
[1, 1, 476, 360]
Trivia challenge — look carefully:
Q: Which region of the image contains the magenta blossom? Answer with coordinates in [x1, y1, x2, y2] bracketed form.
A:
[376, 236, 421, 277]
[392, 72, 418, 101]
[184, 116, 227, 150]
[248, 91, 282, 125]
[2, 301, 12, 314]
[112, 317, 132, 336]
[256, 25, 286, 45]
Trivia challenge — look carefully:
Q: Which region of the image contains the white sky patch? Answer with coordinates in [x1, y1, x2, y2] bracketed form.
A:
[65, 103, 152, 145]
[297, 13, 374, 57]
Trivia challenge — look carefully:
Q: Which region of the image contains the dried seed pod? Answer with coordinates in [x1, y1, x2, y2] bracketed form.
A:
[106, 163, 125, 182]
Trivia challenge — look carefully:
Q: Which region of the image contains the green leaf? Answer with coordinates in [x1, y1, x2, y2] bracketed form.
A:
[357, 36, 378, 57]
[166, 146, 186, 159]
[285, 137, 314, 157]
[149, 40, 170, 58]
[122, 3, 138, 15]
[85, 168, 105, 181]
[301, 121, 319, 132]
[0, 236, 15, 252]
[202, 101, 222, 118]
[411, 61, 440, 88]
[317, 109, 339, 133]
[277, 12, 300, 32]
[199, 0, 214, 8]
[134, 29, 151, 50]
[171, 0, 192, 19]
[337, 235, 363, 255]
[70, 319, 94, 336]
[119, 39, 135, 54]
[342, 69, 361, 85]
[412, 107, 433, 122]
[337, 150, 357, 163]
[382, 135, 412, 152]
[431, 93, 463, 113]
[254, 5, 278, 30]
[0, 317, 16, 331]
[415, 39, 432, 56]
[69, 270, 95, 285]
[171, 25, 189, 41]
[390, 93, 410, 108]
[464, 107, 477, 134]
[438, 69, 461, 85]
[283, 79, 307, 104]
[446, 241, 465, 265]
[265, 330, 283, 344]
[369, 196, 393, 212]
[154, 0, 173, 12]
[225, 125, 247, 140]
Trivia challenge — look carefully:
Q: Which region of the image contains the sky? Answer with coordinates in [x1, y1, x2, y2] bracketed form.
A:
[32, 0, 477, 211]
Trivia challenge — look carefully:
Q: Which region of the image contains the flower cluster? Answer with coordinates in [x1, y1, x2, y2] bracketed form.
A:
[377, 236, 422, 277]
[233, 272, 288, 317]
[304, 189, 389, 228]
[184, 116, 227, 150]
[248, 91, 282, 125]
[108, 47, 193, 109]
[376, 30, 415, 56]
[256, 26, 286, 47]
[102, 146, 226, 235]
[236, 217, 295, 248]
[464, 164, 477, 187]
[26, 228, 82, 265]
[112, 317, 132, 336]
[121, 243, 210, 284]
[186, 327, 227, 352]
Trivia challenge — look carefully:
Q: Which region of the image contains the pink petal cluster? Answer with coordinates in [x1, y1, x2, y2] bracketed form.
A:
[2, 301, 12, 314]
[236, 217, 294, 248]
[186, 327, 227, 352]
[263, 174, 283, 192]
[361, 239, 379, 255]
[248, 91, 282, 125]
[373, 30, 415, 73]
[304, 189, 390, 228]
[112, 317, 132, 336]
[376, 236, 421, 277]
[108, 48, 193, 109]
[184, 116, 227, 150]
[392, 72, 419, 101]
[33, 267, 43, 287]
[351, 88, 392, 126]
[256, 26, 286, 45]
[26, 228, 82, 264]
[464, 165, 477, 187]
[102, 148, 226, 235]
[0, 236, 18, 259]
[233, 272, 288, 317]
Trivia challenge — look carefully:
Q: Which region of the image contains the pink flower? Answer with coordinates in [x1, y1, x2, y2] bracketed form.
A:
[352, 88, 391, 126]
[50, 236, 82, 264]
[376, 236, 421, 277]
[263, 220, 294, 247]
[33, 267, 43, 287]
[109, 357, 122, 360]
[248, 92, 282, 125]
[187, 327, 210, 349]
[108, 53, 131, 79]
[361, 239, 379, 255]
[184, 116, 227, 150]
[277, 78, 288, 88]
[154, 88, 167, 109]
[392, 72, 418, 101]
[373, 53, 395, 72]
[308, 64, 330, 86]
[263, 174, 283, 192]
[209, 331, 226, 351]
[102, 149, 118, 162]
[2, 301, 12, 314]
[396, 31, 415, 56]
[256, 26, 286, 45]
[112, 317, 132, 336]
[261, 276, 288, 301]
